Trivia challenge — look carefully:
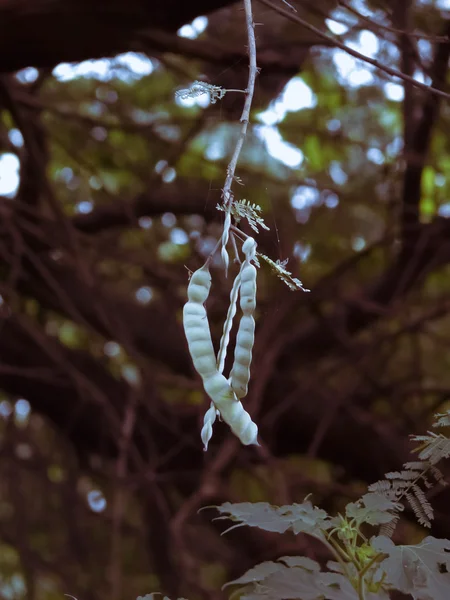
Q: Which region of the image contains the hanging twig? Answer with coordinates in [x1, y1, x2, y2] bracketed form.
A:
[220, 0, 259, 273]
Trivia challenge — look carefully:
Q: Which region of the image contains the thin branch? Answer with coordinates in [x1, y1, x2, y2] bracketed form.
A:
[338, 0, 450, 42]
[220, 0, 258, 270]
[257, 0, 450, 101]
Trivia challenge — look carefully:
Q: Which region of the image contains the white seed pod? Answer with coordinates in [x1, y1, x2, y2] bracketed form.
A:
[220, 212, 231, 274]
[240, 264, 257, 314]
[201, 402, 219, 451]
[183, 265, 217, 379]
[204, 372, 258, 445]
[183, 260, 259, 448]
[216, 272, 241, 374]
[203, 371, 234, 401]
[242, 236, 257, 259]
[230, 261, 257, 398]
[187, 265, 211, 303]
[213, 391, 259, 446]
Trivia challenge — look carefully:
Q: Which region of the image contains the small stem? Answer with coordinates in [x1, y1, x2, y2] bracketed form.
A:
[357, 577, 366, 600]
[231, 233, 242, 264]
[220, 0, 258, 270]
[322, 537, 352, 579]
[204, 238, 222, 266]
[222, 0, 257, 206]
[357, 552, 385, 600]
[225, 88, 248, 94]
[231, 224, 249, 241]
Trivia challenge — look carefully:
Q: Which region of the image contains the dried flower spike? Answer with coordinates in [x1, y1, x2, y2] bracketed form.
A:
[175, 81, 226, 104]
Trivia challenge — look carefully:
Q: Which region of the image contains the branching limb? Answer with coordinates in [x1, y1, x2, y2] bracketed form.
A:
[258, 0, 450, 101]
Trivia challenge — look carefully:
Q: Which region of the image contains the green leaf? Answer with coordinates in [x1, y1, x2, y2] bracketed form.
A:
[372, 535, 450, 600]
[345, 493, 402, 526]
[215, 500, 331, 536]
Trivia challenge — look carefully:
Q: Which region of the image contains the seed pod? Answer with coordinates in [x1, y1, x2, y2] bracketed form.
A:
[183, 260, 258, 447]
[230, 262, 257, 398]
[201, 402, 219, 451]
[183, 265, 216, 379]
[217, 272, 241, 374]
[204, 372, 258, 446]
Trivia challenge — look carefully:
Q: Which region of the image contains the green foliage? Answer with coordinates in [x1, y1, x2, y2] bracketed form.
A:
[150, 409, 450, 600]
[206, 410, 450, 600]
[372, 536, 450, 600]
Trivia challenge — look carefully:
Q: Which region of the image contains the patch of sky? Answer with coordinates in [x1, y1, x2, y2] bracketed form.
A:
[329, 161, 348, 185]
[104, 341, 121, 357]
[332, 29, 380, 88]
[57, 166, 74, 184]
[0, 153, 20, 197]
[89, 176, 102, 190]
[135, 286, 153, 304]
[258, 77, 317, 126]
[8, 129, 24, 148]
[75, 201, 93, 214]
[326, 19, 349, 35]
[139, 217, 153, 230]
[52, 52, 155, 83]
[178, 16, 208, 39]
[155, 124, 182, 143]
[386, 136, 403, 157]
[121, 364, 141, 387]
[291, 186, 321, 223]
[255, 125, 303, 168]
[0, 400, 12, 419]
[323, 190, 339, 208]
[384, 83, 404, 102]
[15, 67, 39, 83]
[205, 138, 226, 161]
[367, 147, 385, 164]
[162, 167, 176, 183]
[162, 213, 176, 227]
[417, 39, 432, 62]
[435, 174, 445, 187]
[155, 160, 168, 174]
[83, 101, 106, 118]
[352, 236, 366, 251]
[413, 70, 430, 85]
[170, 228, 189, 245]
[1, 574, 26, 600]
[291, 186, 320, 210]
[327, 119, 341, 133]
[87, 490, 107, 513]
[438, 203, 450, 218]
[419, 0, 450, 8]
[15, 399, 31, 423]
[293, 241, 311, 262]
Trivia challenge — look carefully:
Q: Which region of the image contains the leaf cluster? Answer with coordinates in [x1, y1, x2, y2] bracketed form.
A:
[150, 410, 450, 600]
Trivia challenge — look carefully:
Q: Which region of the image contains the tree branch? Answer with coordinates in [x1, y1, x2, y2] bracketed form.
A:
[258, 0, 450, 100]
[400, 20, 450, 250]
[0, 0, 239, 73]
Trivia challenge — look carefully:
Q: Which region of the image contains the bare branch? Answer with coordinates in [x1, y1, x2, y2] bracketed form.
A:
[258, 0, 450, 100]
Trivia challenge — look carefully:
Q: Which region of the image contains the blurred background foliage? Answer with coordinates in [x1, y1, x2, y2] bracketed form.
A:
[0, 0, 450, 598]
